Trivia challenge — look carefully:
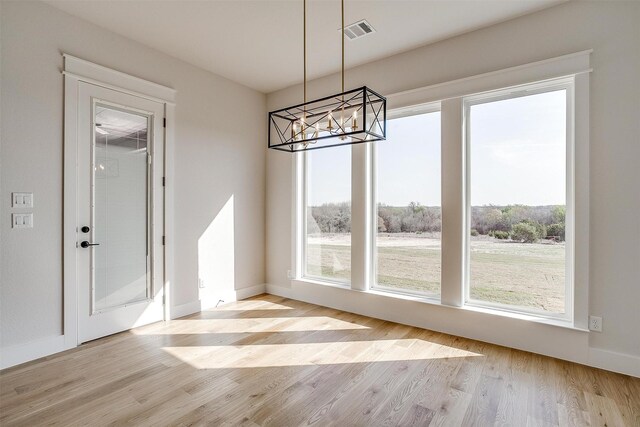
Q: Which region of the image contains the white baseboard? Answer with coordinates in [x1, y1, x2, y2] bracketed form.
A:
[199, 283, 266, 310]
[1, 335, 70, 370]
[588, 347, 640, 378]
[171, 300, 203, 319]
[266, 283, 294, 299]
[236, 283, 267, 300]
[171, 284, 267, 319]
[265, 282, 639, 379]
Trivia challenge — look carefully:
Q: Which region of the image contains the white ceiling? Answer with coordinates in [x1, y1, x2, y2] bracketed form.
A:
[45, 0, 566, 93]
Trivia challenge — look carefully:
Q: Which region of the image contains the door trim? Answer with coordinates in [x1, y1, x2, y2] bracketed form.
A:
[63, 54, 176, 348]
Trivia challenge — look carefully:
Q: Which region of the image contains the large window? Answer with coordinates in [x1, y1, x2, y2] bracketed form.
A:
[295, 65, 584, 326]
[304, 145, 351, 282]
[375, 110, 441, 297]
[466, 86, 569, 316]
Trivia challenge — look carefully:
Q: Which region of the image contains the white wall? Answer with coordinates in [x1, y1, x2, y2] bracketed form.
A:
[0, 0, 266, 350]
[266, 0, 640, 372]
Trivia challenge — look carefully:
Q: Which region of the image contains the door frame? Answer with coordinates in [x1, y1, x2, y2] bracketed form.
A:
[63, 54, 176, 348]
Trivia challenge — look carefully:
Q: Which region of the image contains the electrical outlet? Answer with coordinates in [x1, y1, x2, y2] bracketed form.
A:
[589, 315, 603, 332]
[198, 278, 205, 289]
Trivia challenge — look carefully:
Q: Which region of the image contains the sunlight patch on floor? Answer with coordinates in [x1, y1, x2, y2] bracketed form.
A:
[211, 300, 296, 311]
[131, 316, 371, 335]
[162, 339, 483, 369]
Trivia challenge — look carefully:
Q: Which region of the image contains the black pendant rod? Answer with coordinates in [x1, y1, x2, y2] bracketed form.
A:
[303, 0, 306, 105]
[341, 0, 345, 94]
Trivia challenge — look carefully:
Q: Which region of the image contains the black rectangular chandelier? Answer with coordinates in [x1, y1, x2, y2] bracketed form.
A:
[268, 86, 386, 152]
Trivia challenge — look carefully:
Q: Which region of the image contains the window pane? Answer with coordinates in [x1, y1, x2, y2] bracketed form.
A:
[376, 112, 441, 296]
[305, 145, 351, 282]
[94, 105, 150, 312]
[468, 89, 566, 314]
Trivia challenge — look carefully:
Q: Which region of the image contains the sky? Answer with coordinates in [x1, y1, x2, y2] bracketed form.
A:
[307, 89, 566, 207]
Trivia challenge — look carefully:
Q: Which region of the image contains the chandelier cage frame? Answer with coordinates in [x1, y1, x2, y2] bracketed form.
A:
[268, 86, 387, 152]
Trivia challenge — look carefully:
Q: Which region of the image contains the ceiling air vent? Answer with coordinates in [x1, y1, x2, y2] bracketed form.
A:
[341, 19, 375, 40]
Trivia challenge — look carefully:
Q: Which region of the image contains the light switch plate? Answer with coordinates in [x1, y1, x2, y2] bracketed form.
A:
[12, 192, 33, 208]
[12, 213, 33, 228]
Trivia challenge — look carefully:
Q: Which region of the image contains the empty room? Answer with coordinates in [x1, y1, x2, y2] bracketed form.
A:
[1, 0, 639, 425]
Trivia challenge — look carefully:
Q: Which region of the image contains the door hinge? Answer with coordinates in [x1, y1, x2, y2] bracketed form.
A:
[163, 117, 166, 128]
[162, 236, 165, 245]
[162, 177, 166, 187]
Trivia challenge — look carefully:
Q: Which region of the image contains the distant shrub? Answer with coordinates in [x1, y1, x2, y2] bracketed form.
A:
[471, 207, 509, 234]
[511, 222, 539, 243]
[313, 203, 565, 237]
[547, 223, 565, 241]
[377, 203, 441, 234]
[501, 205, 526, 223]
[471, 204, 566, 235]
[470, 229, 479, 237]
[552, 206, 566, 224]
[387, 216, 402, 233]
[490, 230, 510, 240]
[310, 202, 351, 233]
[519, 219, 547, 240]
[377, 215, 387, 232]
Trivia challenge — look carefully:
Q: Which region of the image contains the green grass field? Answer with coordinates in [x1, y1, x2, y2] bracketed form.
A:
[306, 233, 565, 313]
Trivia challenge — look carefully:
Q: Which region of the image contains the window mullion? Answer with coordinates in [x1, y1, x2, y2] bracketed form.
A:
[294, 152, 305, 279]
[440, 98, 465, 307]
[351, 143, 371, 291]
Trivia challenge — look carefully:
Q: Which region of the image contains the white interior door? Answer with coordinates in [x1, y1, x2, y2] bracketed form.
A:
[77, 82, 165, 343]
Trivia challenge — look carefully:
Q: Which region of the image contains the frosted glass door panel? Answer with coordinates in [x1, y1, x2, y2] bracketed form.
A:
[93, 104, 150, 312]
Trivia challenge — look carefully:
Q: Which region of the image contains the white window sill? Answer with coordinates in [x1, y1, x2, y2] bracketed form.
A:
[291, 278, 589, 333]
[297, 276, 351, 290]
[459, 303, 588, 332]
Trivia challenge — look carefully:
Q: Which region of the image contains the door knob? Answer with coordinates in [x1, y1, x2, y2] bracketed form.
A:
[80, 241, 100, 248]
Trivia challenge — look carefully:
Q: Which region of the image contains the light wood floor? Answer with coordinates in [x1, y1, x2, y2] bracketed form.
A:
[1, 295, 638, 426]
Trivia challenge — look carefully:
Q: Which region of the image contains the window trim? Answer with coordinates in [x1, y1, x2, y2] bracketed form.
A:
[462, 77, 575, 321]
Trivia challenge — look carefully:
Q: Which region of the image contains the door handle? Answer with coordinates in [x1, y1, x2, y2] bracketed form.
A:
[80, 241, 100, 248]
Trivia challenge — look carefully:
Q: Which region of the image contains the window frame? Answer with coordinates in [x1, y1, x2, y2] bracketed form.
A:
[371, 102, 443, 299]
[462, 78, 575, 321]
[292, 50, 590, 329]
